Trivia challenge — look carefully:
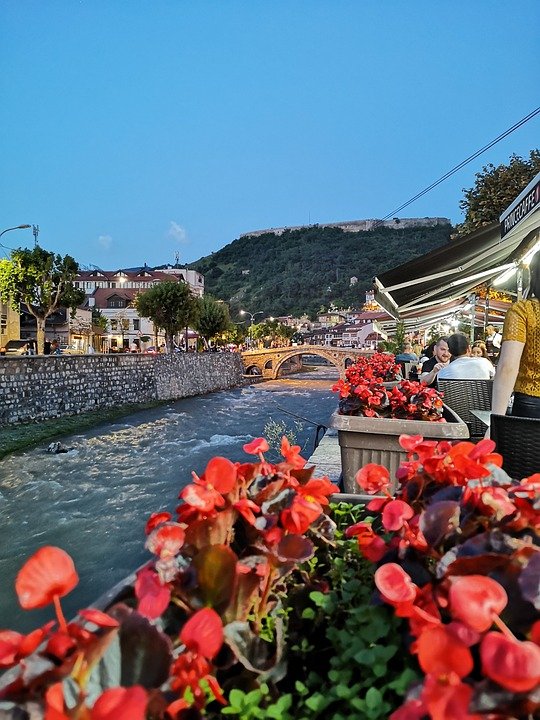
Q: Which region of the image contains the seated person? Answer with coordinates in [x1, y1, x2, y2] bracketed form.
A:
[438, 333, 495, 380]
[471, 340, 492, 361]
[420, 336, 450, 387]
[394, 343, 419, 363]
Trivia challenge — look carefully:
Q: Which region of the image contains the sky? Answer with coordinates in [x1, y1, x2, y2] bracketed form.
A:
[1, 1, 539, 270]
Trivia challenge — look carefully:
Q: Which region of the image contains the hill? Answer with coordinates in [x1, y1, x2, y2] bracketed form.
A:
[189, 219, 452, 318]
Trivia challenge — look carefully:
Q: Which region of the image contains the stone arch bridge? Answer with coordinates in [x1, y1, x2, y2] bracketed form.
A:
[241, 346, 368, 379]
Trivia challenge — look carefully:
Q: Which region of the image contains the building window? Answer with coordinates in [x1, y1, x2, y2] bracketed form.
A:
[133, 319, 140, 331]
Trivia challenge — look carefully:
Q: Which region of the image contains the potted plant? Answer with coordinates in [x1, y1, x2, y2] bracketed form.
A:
[331, 359, 469, 492]
[349, 433, 540, 719]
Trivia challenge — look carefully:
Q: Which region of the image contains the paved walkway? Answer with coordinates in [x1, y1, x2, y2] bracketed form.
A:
[306, 428, 372, 503]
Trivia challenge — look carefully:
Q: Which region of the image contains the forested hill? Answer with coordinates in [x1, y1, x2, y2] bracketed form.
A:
[189, 221, 452, 318]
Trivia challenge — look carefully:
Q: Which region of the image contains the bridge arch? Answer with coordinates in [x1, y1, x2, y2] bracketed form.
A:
[241, 345, 368, 379]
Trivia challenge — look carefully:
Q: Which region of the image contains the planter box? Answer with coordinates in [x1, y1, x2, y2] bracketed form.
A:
[330, 407, 469, 494]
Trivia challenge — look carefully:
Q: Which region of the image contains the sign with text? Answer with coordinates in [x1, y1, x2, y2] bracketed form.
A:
[500, 178, 540, 238]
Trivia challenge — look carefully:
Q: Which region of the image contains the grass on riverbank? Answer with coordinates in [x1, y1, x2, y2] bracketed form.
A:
[0, 401, 167, 460]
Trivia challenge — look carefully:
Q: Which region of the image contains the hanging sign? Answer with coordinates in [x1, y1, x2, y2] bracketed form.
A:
[500, 175, 540, 238]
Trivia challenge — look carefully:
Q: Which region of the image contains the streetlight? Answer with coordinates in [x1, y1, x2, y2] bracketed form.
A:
[0, 224, 31, 241]
[239, 309, 263, 348]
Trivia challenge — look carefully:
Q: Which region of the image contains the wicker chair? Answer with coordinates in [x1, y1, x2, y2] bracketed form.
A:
[490, 413, 540, 480]
[437, 379, 493, 442]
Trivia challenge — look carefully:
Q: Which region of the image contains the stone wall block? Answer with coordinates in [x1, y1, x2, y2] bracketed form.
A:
[0, 354, 244, 426]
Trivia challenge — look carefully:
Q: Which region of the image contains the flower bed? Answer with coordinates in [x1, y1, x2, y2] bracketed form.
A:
[0, 435, 538, 719]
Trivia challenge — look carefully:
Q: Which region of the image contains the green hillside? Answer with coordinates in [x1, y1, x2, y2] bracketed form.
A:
[189, 222, 452, 318]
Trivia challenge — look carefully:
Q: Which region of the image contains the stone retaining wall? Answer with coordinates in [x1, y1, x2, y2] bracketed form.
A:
[0, 353, 244, 426]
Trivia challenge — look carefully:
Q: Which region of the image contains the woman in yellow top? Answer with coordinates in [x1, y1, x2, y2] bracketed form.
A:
[492, 251, 540, 418]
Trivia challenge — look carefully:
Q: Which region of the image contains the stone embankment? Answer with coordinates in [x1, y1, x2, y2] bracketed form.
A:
[0, 353, 244, 426]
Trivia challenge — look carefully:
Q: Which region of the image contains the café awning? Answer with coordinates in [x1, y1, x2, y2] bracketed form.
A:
[374, 201, 540, 324]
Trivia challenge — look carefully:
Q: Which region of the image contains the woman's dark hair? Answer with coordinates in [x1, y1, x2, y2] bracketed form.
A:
[529, 251, 540, 299]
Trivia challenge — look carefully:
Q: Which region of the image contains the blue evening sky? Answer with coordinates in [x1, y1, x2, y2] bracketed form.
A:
[1, 1, 539, 270]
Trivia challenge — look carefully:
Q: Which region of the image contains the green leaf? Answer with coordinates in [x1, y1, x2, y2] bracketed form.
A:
[301, 607, 316, 620]
[365, 687, 382, 710]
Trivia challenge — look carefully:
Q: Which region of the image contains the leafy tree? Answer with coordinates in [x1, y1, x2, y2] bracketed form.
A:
[0, 246, 84, 354]
[134, 281, 198, 352]
[194, 295, 230, 347]
[458, 150, 540, 235]
[91, 307, 109, 332]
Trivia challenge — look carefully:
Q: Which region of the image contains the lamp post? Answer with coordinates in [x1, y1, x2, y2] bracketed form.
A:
[239, 309, 263, 348]
[0, 224, 31, 242]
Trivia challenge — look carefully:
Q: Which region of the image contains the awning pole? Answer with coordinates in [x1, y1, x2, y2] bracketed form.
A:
[517, 266, 523, 301]
[470, 293, 476, 344]
[484, 287, 490, 335]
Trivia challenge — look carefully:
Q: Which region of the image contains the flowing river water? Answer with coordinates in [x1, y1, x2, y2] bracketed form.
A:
[0, 369, 339, 633]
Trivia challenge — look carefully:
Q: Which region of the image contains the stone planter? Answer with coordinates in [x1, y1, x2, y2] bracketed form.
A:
[330, 407, 469, 493]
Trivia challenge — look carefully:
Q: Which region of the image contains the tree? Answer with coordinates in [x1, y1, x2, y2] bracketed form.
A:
[0, 246, 85, 354]
[134, 281, 198, 352]
[458, 150, 540, 235]
[194, 295, 230, 348]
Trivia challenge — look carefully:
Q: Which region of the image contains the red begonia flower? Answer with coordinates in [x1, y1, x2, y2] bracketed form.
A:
[146, 522, 185, 558]
[91, 686, 148, 720]
[0, 625, 47, 667]
[45, 631, 77, 661]
[243, 437, 269, 455]
[144, 511, 172, 535]
[374, 563, 417, 606]
[204, 456, 237, 494]
[233, 498, 260, 525]
[15, 546, 79, 610]
[45, 683, 69, 719]
[449, 575, 507, 632]
[389, 698, 426, 720]
[345, 522, 387, 562]
[180, 607, 223, 660]
[398, 434, 424, 452]
[480, 631, 540, 692]
[78, 608, 119, 628]
[421, 672, 479, 720]
[280, 436, 306, 468]
[134, 566, 171, 619]
[355, 463, 390, 494]
[280, 495, 322, 534]
[296, 476, 339, 505]
[382, 499, 414, 531]
[416, 625, 473, 678]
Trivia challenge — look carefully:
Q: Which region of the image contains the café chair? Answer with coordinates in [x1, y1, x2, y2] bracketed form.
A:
[437, 379, 493, 442]
[490, 413, 540, 480]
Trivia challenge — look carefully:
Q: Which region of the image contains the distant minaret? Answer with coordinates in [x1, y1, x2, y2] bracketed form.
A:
[174, 251, 180, 268]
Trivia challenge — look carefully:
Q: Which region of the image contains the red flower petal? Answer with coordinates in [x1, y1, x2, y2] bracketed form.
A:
[398, 434, 424, 452]
[146, 522, 185, 557]
[91, 686, 148, 720]
[243, 437, 269, 455]
[0, 631, 23, 667]
[421, 672, 478, 720]
[180, 607, 223, 659]
[480, 631, 540, 692]
[449, 576, 507, 632]
[382, 499, 414, 531]
[134, 566, 171, 620]
[78, 608, 120, 628]
[355, 463, 390, 494]
[15, 546, 79, 610]
[144, 511, 172, 535]
[417, 625, 474, 678]
[374, 563, 417, 605]
[204, 456, 237, 494]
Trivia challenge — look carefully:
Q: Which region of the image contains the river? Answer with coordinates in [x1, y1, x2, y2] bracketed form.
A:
[0, 369, 338, 632]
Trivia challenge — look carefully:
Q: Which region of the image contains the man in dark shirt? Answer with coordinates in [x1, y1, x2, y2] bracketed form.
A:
[420, 336, 450, 387]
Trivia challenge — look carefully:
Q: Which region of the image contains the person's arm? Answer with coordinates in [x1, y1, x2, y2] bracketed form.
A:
[420, 362, 444, 385]
[491, 340, 524, 415]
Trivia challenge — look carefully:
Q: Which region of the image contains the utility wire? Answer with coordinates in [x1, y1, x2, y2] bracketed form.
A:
[373, 105, 540, 227]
